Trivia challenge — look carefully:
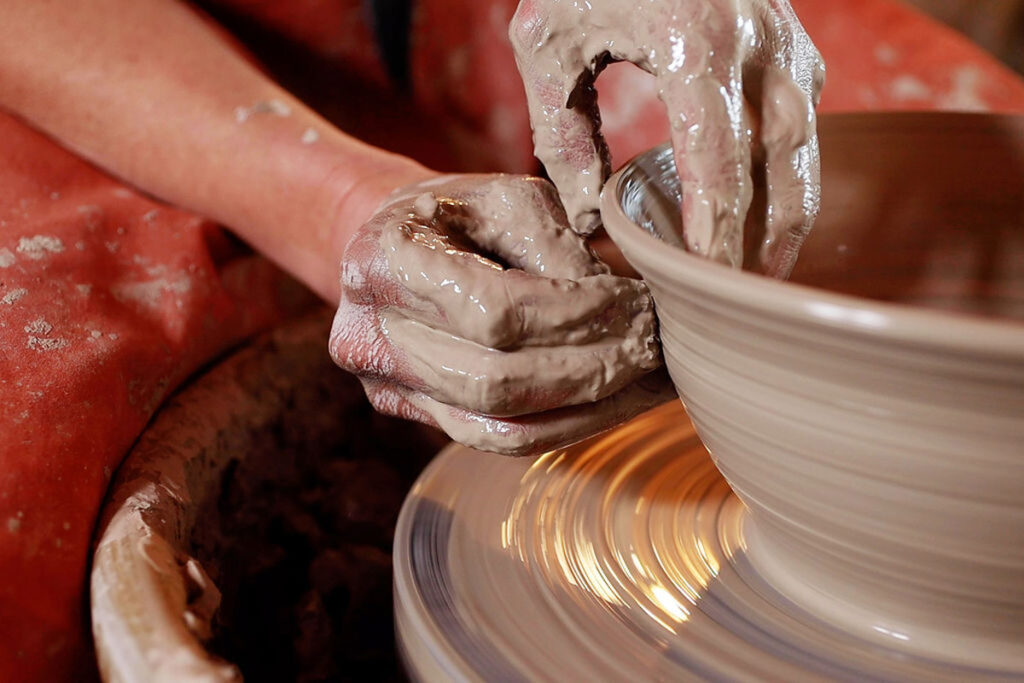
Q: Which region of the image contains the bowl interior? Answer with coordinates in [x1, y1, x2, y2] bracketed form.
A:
[616, 113, 1024, 323]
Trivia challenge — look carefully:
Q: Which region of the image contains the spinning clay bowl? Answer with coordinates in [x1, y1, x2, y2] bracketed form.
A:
[600, 112, 1024, 669]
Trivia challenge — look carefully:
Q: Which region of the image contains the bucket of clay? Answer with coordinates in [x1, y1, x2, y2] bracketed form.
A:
[90, 311, 446, 681]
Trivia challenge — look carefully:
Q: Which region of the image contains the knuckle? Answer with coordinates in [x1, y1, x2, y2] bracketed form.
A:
[364, 382, 402, 418]
[471, 278, 522, 349]
[523, 175, 560, 204]
[476, 379, 511, 416]
[508, 18, 529, 52]
[327, 330, 359, 372]
[509, 0, 545, 55]
[328, 305, 395, 377]
[494, 439, 537, 458]
[339, 259, 366, 296]
[477, 318, 517, 349]
[471, 359, 518, 415]
[466, 421, 535, 457]
[339, 229, 382, 296]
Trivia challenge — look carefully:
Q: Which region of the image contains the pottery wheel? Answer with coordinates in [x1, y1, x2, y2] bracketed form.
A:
[394, 402, 1012, 682]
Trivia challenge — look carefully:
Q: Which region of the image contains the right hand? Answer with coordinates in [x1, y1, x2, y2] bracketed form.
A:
[330, 173, 674, 456]
[509, 0, 825, 276]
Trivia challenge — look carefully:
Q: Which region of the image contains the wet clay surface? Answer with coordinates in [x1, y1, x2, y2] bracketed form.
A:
[378, 176, 660, 412]
[333, 174, 670, 456]
[510, 0, 824, 276]
[598, 114, 1024, 672]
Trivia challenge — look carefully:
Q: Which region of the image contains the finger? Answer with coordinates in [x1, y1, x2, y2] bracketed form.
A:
[379, 204, 654, 349]
[329, 300, 402, 378]
[660, 72, 753, 269]
[330, 290, 661, 419]
[402, 369, 677, 456]
[381, 309, 661, 417]
[588, 231, 639, 278]
[758, 66, 819, 277]
[360, 377, 441, 429]
[331, 301, 459, 405]
[391, 174, 609, 280]
[509, 5, 611, 235]
[336, 314, 675, 456]
[766, 1, 827, 109]
[752, 5, 824, 276]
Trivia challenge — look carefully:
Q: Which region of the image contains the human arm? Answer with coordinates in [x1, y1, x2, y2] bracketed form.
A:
[0, 0, 671, 454]
[0, 0, 431, 304]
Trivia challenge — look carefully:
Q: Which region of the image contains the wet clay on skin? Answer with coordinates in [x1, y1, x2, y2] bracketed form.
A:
[348, 174, 665, 453]
[510, 0, 824, 275]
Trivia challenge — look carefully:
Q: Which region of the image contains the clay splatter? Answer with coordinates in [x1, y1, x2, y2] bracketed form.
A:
[889, 66, 989, 111]
[1, 288, 28, 305]
[16, 235, 65, 260]
[938, 65, 988, 111]
[874, 43, 898, 65]
[25, 318, 69, 352]
[0, 248, 14, 267]
[890, 75, 932, 101]
[234, 99, 292, 123]
[76, 205, 103, 230]
[25, 318, 52, 335]
[27, 337, 70, 352]
[112, 273, 192, 310]
[301, 128, 319, 144]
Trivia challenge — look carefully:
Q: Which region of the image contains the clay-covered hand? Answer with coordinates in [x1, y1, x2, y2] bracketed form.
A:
[330, 174, 674, 456]
[510, 0, 825, 276]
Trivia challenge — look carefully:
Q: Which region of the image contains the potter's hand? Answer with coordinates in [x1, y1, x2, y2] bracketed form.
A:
[330, 174, 673, 456]
[510, 0, 825, 276]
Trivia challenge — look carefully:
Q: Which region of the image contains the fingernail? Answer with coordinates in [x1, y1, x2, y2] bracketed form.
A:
[412, 192, 439, 219]
[575, 210, 602, 235]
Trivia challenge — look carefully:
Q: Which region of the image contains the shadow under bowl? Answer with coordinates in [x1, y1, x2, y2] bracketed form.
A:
[600, 112, 1024, 671]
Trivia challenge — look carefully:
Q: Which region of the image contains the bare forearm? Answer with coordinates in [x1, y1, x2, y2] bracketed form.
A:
[0, 0, 429, 302]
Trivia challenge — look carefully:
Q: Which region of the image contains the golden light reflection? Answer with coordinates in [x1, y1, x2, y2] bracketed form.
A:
[636, 601, 679, 635]
[650, 584, 691, 623]
[573, 539, 624, 607]
[696, 538, 720, 576]
[499, 402, 734, 636]
[630, 551, 651, 580]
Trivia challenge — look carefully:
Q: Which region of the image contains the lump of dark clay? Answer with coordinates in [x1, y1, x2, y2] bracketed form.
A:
[190, 396, 446, 683]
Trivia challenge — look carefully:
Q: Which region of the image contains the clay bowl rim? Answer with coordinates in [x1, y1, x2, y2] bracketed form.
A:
[600, 111, 1024, 359]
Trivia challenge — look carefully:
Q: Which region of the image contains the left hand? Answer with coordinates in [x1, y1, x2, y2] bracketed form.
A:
[329, 173, 674, 456]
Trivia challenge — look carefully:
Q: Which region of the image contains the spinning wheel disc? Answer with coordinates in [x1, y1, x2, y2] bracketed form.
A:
[395, 402, 1012, 681]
